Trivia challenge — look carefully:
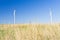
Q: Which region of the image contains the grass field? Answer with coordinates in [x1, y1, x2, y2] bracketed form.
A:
[0, 24, 60, 40]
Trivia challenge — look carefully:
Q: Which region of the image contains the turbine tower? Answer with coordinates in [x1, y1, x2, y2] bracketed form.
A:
[14, 10, 16, 24]
[50, 8, 52, 24]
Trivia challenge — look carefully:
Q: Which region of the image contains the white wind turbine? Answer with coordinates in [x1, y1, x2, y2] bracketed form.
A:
[14, 10, 16, 24]
[50, 8, 52, 24]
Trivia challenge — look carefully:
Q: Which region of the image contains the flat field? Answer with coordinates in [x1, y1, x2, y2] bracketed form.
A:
[0, 24, 60, 40]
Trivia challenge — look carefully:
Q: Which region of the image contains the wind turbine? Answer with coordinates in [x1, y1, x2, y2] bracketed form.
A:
[14, 10, 16, 24]
[50, 8, 52, 24]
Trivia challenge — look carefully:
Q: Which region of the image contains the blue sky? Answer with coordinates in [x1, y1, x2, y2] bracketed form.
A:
[0, 0, 60, 24]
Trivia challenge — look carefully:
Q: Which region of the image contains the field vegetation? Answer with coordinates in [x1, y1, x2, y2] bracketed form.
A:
[0, 24, 60, 40]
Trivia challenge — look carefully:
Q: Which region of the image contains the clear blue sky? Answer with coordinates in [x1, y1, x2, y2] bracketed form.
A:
[0, 0, 60, 24]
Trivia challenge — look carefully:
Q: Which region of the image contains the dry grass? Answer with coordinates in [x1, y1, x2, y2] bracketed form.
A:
[0, 24, 60, 40]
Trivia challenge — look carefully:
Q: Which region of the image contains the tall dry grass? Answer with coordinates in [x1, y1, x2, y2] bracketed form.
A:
[0, 24, 60, 40]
